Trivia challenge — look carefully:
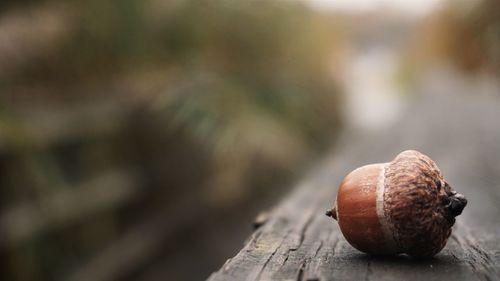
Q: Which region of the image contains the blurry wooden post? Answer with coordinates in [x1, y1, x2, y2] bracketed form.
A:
[207, 85, 500, 281]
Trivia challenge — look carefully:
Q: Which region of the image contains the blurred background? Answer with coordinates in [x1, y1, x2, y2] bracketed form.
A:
[0, 0, 498, 280]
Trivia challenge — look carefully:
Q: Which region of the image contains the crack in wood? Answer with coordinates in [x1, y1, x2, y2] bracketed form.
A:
[300, 241, 323, 281]
[296, 261, 306, 281]
[289, 209, 317, 253]
[253, 242, 284, 281]
[252, 227, 292, 281]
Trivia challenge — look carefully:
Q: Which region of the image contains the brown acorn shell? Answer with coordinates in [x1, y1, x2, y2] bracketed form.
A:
[335, 164, 397, 255]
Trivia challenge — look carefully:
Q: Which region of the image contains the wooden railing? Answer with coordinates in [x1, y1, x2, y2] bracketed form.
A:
[207, 75, 500, 281]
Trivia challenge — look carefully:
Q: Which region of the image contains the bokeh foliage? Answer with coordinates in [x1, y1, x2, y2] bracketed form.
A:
[413, 0, 500, 73]
[0, 1, 342, 280]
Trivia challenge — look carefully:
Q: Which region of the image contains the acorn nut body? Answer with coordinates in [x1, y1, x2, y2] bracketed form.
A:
[326, 150, 467, 257]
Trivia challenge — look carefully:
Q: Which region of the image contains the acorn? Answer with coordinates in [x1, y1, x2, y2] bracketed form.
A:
[325, 150, 467, 257]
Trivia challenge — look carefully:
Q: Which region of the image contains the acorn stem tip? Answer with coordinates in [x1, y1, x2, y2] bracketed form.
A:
[325, 207, 337, 220]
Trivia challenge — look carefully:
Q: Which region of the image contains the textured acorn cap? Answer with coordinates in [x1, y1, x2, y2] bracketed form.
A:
[384, 150, 467, 257]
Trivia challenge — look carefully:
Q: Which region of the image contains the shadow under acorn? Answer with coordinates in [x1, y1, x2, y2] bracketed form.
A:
[338, 248, 465, 272]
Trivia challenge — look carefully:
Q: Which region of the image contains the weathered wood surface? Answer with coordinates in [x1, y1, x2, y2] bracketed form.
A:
[207, 71, 500, 281]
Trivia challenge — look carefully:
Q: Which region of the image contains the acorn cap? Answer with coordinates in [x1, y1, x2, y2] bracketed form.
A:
[384, 150, 467, 257]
